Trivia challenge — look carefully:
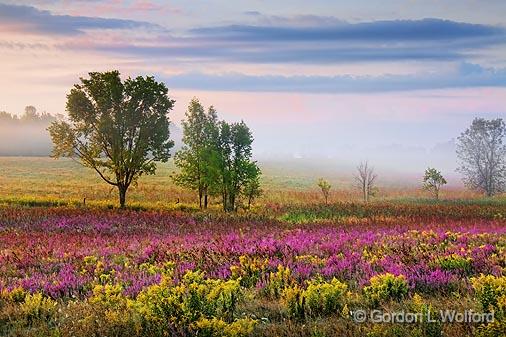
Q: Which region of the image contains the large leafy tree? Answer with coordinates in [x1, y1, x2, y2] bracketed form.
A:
[48, 71, 174, 208]
[456, 118, 506, 196]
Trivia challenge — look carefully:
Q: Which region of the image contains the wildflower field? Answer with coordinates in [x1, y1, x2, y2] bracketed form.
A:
[1, 201, 505, 337]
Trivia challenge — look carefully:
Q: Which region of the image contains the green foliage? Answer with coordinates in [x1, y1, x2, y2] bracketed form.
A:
[174, 98, 261, 212]
[262, 265, 294, 299]
[317, 178, 331, 204]
[303, 278, 348, 316]
[173, 98, 261, 212]
[173, 99, 219, 209]
[282, 278, 348, 319]
[363, 273, 409, 306]
[473, 278, 506, 337]
[437, 254, 473, 274]
[213, 119, 261, 212]
[19, 293, 57, 325]
[230, 255, 268, 288]
[471, 274, 506, 314]
[48, 70, 174, 208]
[135, 271, 246, 333]
[243, 167, 263, 209]
[423, 167, 447, 200]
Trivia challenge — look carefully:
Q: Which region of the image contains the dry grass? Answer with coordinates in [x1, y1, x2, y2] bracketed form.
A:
[0, 156, 494, 208]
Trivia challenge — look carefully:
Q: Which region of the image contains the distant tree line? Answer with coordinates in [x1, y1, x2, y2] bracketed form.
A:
[0, 106, 59, 156]
[0, 106, 58, 124]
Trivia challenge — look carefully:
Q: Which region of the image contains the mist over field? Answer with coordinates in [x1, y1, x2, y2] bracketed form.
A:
[0, 108, 461, 185]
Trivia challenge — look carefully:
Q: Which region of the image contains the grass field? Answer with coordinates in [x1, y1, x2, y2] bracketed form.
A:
[0, 157, 489, 209]
[0, 157, 505, 337]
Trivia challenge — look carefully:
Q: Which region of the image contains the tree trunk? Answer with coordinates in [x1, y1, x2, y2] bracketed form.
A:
[198, 188, 203, 209]
[203, 186, 208, 209]
[222, 191, 227, 212]
[118, 186, 127, 208]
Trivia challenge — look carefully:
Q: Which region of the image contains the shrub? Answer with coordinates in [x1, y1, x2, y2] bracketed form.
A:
[304, 278, 348, 316]
[363, 273, 409, 306]
[282, 277, 348, 319]
[7, 286, 27, 303]
[471, 275, 506, 337]
[230, 255, 268, 288]
[471, 274, 506, 313]
[282, 284, 305, 319]
[476, 318, 506, 337]
[262, 265, 294, 299]
[89, 283, 125, 308]
[437, 254, 473, 274]
[134, 270, 247, 334]
[20, 292, 57, 325]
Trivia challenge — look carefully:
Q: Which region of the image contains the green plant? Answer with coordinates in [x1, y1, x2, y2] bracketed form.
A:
[230, 255, 268, 288]
[363, 273, 409, 306]
[20, 293, 57, 325]
[437, 254, 473, 274]
[304, 278, 348, 316]
[471, 275, 506, 313]
[262, 265, 294, 299]
[282, 277, 348, 319]
[134, 270, 246, 334]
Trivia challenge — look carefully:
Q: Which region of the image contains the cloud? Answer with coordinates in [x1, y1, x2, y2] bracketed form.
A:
[162, 63, 506, 93]
[93, 18, 506, 64]
[0, 3, 161, 35]
[190, 18, 505, 42]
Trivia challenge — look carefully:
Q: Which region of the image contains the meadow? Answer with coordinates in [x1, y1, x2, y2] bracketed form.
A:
[0, 157, 505, 337]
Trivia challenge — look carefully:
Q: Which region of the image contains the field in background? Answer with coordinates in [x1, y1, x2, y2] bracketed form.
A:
[0, 157, 487, 208]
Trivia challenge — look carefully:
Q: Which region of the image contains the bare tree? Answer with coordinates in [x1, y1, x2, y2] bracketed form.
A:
[456, 118, 506, 196]
[355, 161, 377, 202]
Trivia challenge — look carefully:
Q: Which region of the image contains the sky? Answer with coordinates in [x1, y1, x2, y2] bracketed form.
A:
[0, 0, 505, 174]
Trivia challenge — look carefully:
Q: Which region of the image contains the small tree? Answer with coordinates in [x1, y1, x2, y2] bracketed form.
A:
[48, 71, 174, 208]
[355, 161, 377, 203]
[173, 99, 218, 209]
[213, 120, 260, 212]
[456, 118, 506, 196]
[317, 178, 331, 204]
[422, 167, 447, 200]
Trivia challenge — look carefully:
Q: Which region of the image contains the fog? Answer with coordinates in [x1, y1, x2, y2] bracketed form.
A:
[0, 104, 463, 185]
